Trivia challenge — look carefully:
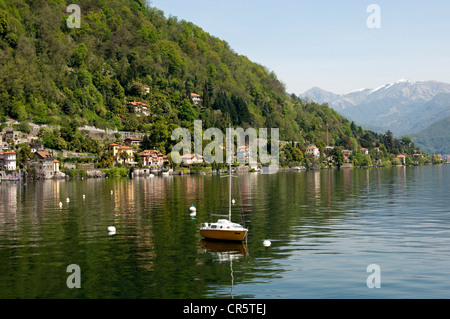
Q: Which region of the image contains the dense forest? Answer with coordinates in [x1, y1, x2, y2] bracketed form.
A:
[0, 0, 431, 167]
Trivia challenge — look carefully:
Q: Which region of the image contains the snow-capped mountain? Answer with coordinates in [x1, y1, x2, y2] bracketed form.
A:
[299, 79, 450, 136]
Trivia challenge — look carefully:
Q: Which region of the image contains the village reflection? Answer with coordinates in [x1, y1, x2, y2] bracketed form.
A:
[0, 182, 18, 233]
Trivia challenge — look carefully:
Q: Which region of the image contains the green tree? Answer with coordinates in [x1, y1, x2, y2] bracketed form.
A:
[353, 153, 371, 167]
[119, 150, 129, 165]
[17, 145, 32, 169]
[99, 151, 114, 168]
[148, 122, 171, 153]
[383, 130, 395, 153]
[0, 10, 8, 37]
[330, 146, 344, 169]
[179, 101, 197, 122]
[71, 43, 88, 68]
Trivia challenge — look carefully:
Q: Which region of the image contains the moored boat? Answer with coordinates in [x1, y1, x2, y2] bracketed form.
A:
[199, 124, 248, 242]
[200, 219, 247, 241]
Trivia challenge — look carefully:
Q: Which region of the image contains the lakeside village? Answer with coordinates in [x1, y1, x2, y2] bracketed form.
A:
[0, 118, 448, 182]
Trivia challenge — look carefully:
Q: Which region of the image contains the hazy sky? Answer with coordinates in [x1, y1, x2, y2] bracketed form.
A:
[150, 0, 450, 95]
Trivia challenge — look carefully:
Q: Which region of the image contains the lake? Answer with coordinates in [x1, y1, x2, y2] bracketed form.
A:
[0, 165, 449, 299]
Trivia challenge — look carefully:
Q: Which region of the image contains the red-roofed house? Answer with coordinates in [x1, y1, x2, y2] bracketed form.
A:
[124, 138, 142, 146]
[127, 101, 149, 116]
[139, 150, 168, 167]
[360, 148, 369, 155]
[0, 151, 16, 171]
[32, 151, 63, 178]
[190, 93, 202, 105]
[306, 145, 320, 158]
[397, 154, 406, 165]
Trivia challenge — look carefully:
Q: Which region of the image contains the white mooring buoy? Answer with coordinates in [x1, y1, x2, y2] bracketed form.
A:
[189, 204, 196, 217]
[263, 237, 272, 247]
[107, 226, 116, 235]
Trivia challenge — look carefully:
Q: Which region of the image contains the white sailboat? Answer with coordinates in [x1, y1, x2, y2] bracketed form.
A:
[200, 125, 248, 242]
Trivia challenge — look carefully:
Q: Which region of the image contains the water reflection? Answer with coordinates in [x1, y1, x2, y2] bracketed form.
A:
[0, 166, 449, 298]
[200, 239, 248, 262]
[200, 240, 248, 299]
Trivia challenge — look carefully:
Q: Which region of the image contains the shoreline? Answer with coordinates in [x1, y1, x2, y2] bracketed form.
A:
[2, 162, 446, 182]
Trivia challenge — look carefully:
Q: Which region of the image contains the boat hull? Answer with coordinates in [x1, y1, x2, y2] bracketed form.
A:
[200, 229, 247, 241]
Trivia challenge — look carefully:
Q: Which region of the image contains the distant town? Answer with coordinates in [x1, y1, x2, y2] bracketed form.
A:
[0, 119, 448, 182]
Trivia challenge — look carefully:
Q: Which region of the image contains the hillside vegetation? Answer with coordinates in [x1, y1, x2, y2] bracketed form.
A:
[412, 116, 450, 155]
[0, 0, 429, 164]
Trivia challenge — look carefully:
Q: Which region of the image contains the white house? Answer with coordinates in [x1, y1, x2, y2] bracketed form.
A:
[0, 151, 16, 171]
[360, 148, 369, 155]
[190, 93, 202, 105]
[306, 145, 320, 158]
[181, 153, 204, 165]
[128, 101, 149, 116]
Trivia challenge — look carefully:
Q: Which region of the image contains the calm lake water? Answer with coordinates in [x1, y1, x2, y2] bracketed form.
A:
[0, 165, 449, 299]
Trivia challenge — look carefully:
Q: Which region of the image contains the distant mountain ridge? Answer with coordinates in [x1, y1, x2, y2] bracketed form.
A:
[300, 87, 341, 105]
[299, 79, 450, 137]
[411, 116, 450, 155]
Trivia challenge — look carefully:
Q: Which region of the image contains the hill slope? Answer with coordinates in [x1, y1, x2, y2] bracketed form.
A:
[0, 0, 428, 160]
[411, 116, 450, 155]
[0, 0, 355, 142]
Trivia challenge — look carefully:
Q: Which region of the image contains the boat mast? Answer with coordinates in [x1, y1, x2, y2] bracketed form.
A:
[228, 123, 232, 221]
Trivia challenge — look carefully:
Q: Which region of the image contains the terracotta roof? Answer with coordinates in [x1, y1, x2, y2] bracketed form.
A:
[139, 150, 163, 156]
[181, 153, 204, 159]
[124, 138, 142, 141]
[35, 151, 53, 159]
[127, 101, 148, 106]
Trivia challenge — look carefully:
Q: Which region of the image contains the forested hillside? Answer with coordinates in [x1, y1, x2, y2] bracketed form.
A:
[412, 116, 450, 155]
[0, 0, 428, 161]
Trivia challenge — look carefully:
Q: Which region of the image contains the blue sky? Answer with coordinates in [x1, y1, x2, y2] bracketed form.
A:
[150, 1, 450, 94]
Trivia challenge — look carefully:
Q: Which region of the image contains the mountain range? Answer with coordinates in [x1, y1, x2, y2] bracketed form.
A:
[300, 79, 450, 154]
